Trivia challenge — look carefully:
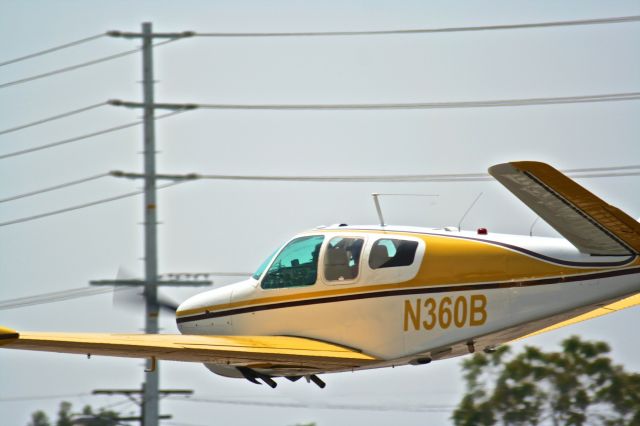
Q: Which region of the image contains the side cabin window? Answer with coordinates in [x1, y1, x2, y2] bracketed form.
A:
[261, 235, 324, 289]
[369, 239, 419, 269]
[324, 237, 364, 282]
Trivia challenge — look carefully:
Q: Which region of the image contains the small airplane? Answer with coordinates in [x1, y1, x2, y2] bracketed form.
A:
[2, 161, 640, 388]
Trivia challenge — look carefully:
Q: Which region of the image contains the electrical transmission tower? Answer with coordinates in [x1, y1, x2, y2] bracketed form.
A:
[90, 23, 208, 426]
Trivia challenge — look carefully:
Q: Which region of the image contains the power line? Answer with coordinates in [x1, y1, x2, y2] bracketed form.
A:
[0, 393, 91, 403]
[0, 102, 108, 136]
[0, 166, 640, 227]
[168, 396, 454, 413]
[0, 273, 248, 310]
[569, 171, 640, 179]
[195, 171, 640, 182]
[564, 164, 640, 172]
[0, 47, 141, 90]
[192, 92, 640, 110]
[110, 164, 640, 184]
[194, 15, 640, 37]
[0, 110, 187, 160]
[0, 173, 109, 204]
[0, 286, 130, 311]
[4, 91, 633, 162]
[0, 121, 141, 159]
[198, 173, 492, 183]
[0, 33, 106, 67]
[100, 398, 138, 411]
[3, 165, 637, 229]
[0, 274, 244, 310]
[0, 15, 635, 89]
[0, 13, 633, 72]
[0, 39, 176, 90]
[181, 165, 640, 183]
[0, 181, 186, 228]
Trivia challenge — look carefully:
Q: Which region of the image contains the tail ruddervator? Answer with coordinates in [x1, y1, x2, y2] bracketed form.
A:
[489, 161, 640, 255]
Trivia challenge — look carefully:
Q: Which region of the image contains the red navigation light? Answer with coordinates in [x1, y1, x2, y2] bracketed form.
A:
[477, 228, 488, 235]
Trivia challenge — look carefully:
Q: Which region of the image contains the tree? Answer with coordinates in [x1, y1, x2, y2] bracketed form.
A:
[452, 336, 640, 426]
[28, 402, 120, 426]
[77, 404, 120, 426]
[56, 401, 73, 426]
[28, 411, 50, 426]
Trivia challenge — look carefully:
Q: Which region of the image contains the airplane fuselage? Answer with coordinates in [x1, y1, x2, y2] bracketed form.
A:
[176, 225, 640, 377]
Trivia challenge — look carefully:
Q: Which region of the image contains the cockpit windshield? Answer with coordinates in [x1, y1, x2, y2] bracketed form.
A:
[261, 235, 324, 289]
[252, 248, 280, 280]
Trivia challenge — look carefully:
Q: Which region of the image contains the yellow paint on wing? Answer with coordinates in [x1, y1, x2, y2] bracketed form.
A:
[0, 325, 17, 335]
[517, 293, 640, 340]
[0, 326, 19, 346]
[5, 331, 377, 364]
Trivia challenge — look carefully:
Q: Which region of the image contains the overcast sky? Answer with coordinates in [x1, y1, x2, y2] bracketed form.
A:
[1, 1, 640, 425]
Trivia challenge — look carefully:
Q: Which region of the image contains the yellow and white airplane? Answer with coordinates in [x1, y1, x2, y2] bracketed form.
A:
[2, 161, 640, 388]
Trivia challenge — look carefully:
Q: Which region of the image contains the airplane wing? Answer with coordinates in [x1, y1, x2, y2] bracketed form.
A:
[489, 161, 640, 255]
[0, 326, 377, 371]
[516, 292, 640, 340]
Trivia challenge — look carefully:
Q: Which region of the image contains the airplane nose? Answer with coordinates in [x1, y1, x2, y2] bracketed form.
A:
[175, 294, 202, 316]
[175, 286, 235, 335]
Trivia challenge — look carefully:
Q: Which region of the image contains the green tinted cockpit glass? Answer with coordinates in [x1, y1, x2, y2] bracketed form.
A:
[261, 235, 324, 289]
[252, 248, 280, 280]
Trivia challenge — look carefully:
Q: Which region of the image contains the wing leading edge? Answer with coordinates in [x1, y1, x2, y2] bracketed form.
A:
[489, 161, 640, 255]
[0, 327, 377, 372]
[516, 292, 640, 340]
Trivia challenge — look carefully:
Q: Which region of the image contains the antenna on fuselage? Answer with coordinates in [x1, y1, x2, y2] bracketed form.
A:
[529, 216, 540, 236]
[457, 192, 483, 231]
[371, 193, 439, 227]
[372, 193, 385, 227]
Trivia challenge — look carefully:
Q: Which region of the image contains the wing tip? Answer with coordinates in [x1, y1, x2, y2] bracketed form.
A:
[489, 160, 640, 255]
[488, 161, 551, 177]
[488, 162, 515, 178]
[0, 326, 19, 345]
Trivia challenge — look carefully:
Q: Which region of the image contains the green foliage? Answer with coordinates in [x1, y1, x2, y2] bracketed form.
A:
[77, 404, 121, 426]
[452, 336, 640, 426]
[28, 402, 120, 426]
[56, 401, 73, 426]
[28, 411, 50, 426]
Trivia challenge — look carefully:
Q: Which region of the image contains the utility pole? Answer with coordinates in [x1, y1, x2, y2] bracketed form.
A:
[91, 23, 204, 426]
[141, 21, 160, 424]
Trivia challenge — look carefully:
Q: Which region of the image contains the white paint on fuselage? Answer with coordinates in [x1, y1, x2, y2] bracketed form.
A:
[175, 227, 640, 369]
[178, 275, 640, 361]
